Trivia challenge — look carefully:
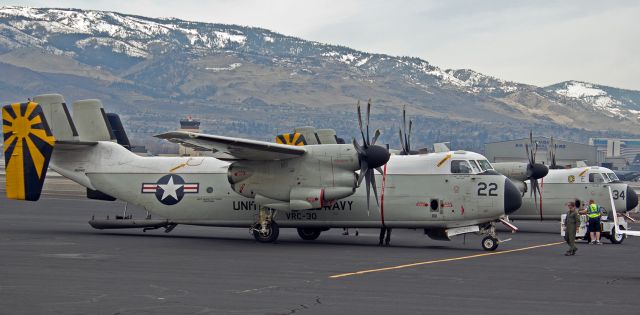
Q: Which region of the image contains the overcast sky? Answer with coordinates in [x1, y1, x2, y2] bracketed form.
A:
[5, 0, 640, 90]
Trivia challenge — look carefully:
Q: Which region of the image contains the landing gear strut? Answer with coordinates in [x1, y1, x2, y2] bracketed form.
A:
[252, 207, 279, 243]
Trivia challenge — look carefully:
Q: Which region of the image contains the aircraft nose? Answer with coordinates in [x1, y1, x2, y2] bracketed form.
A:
[504, 178, 522, 215]
[626, 186, 638, 211]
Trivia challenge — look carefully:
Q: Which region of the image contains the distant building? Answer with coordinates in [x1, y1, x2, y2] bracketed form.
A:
[484, 137, 599, 167]
[178, 116, 201, 156]
[590, 138, 640, 168]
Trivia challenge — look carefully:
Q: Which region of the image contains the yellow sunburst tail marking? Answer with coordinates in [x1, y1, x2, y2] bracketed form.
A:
[2, 102, 56, 201]
[275, 133, 307, 146]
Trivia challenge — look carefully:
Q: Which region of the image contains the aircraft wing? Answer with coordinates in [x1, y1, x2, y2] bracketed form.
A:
[155, 131, 307, 160]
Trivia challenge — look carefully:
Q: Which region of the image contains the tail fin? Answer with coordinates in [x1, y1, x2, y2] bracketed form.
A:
[106, 113, 131, 150]
[72, 99, 115, 142]
[2, 102, 55, 200]
[32, 94, 78, 142]
[275, 132, 307, 146]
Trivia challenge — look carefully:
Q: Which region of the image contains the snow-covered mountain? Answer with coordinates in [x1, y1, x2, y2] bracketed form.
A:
[546, 80, 640, 119]
[0, 6, 638, 151]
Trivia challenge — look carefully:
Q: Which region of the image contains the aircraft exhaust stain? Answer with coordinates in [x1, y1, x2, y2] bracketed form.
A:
[329, 241, 564, 279]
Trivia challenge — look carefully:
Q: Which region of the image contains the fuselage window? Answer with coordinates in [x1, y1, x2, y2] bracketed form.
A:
[589, 173, 605, 183]
[477, 160, 494, 171]
[451, 160, 473, 174]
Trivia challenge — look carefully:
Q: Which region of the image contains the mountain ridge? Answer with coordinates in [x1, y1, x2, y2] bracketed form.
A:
[0, 6, 638, 152]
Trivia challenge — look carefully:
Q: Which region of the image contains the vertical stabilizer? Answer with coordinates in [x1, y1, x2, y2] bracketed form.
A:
[72, 99, 115, 142]
[106, 113, 131, 150]
[2, 102, 55, 200]
[275, 132, 307, 146]
[32, 94, 78, 142]
[316, 129, 338, 144]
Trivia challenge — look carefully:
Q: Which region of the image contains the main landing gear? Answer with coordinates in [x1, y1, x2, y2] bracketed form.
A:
[297, 228, 322, 240]
[252, 207, 279, 243]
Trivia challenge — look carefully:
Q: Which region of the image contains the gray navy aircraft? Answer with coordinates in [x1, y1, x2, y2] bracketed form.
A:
[2, 95, 522, 250]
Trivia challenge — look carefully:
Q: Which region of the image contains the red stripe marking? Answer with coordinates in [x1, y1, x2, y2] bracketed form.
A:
[539, 178, 544, 220]
[380, 163, 388, 226]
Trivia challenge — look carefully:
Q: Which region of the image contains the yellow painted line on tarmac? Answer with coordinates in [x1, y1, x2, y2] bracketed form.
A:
[329, 241, 564, 279]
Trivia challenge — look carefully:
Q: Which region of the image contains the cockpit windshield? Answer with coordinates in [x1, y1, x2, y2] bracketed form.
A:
[477, 160, 494, 171]
[606, 173, 619, 182]
[469, 160, 482, 173]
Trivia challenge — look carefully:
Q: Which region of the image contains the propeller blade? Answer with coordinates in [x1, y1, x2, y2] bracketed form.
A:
[366, 99, 371, 145]
[371, 129, 381, 145]
[357, 101, 366, 147]
[370, 169, 380, 207]
[357, 160, 368, 186]
[352, 138, 366, 156]
[399, 128, 407, 154]
[365, 167, 372, 212]
[375, 167, 384, 174]
[407, 120, 412, 153]
[531, 179, 542, 208]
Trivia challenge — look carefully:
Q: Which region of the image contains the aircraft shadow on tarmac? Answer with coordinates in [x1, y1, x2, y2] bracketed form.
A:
[32, 228, 488, 251]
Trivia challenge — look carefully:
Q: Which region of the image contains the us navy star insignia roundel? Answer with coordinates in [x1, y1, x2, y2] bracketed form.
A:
[141, 174, 199, 205]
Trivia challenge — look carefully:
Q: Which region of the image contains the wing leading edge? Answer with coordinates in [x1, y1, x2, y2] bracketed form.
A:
[155, 131, 307, 160]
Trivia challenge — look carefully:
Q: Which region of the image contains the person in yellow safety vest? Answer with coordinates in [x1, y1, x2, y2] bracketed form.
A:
[585, 199, 603, 244]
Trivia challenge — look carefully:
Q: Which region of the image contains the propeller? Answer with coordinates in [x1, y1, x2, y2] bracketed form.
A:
[398, 105, 429, 155]
[524, 131, 549, 206]
[353, 99, 391, 212]
[548, 136, 560, 169]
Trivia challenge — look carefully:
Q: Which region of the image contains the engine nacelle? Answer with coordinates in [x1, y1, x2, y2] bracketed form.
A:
[227, 163, 253, 185]
[289, 187, 355, 210]
[492, 162, 528, 182]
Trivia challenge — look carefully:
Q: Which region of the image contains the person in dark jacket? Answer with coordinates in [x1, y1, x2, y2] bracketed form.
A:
[565, 202, 579, 256]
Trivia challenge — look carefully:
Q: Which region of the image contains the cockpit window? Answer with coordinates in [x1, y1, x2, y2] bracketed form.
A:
[607, 173, 619, 181]
[451, 160, 473, 174]
[589, 173, 605, 183]
[469, 160, 481, 173]
[477, 160, 493, 171]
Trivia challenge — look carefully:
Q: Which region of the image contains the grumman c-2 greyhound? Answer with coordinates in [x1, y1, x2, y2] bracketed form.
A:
[492, 135, 638, 244]
[3, 95, 522, 250]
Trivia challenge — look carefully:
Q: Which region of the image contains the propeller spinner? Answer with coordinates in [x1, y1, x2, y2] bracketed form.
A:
[353, 99, 391, 211]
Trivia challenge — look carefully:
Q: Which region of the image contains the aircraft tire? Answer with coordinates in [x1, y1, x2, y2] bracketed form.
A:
[297, 228, 321, 240]
[253, 221, 280, 243]
[609, 226, 626, 244]
[481, 236, 499, 251]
